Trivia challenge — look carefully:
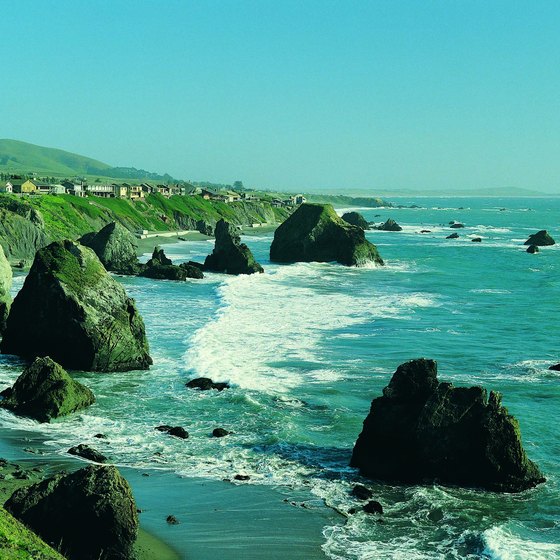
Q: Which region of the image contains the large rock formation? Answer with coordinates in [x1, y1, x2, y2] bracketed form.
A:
[270, 204, 383, 266]
[0, 244, 12, 333]
[5, 465, 138, 560]
[204, 219, 263, 274]
[524, 230, 555, 246]
[79, 222, 140, 275]
[341, 211, 370, 230]
[374, 218, 402, 232]
[1, 240, 152, 372]
[139, 246, 204, 280]
[350, 358, 545, 492]
[1, 357, 95, 422]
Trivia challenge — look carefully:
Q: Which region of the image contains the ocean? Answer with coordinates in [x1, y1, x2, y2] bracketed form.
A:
[1, 196, 559, 559]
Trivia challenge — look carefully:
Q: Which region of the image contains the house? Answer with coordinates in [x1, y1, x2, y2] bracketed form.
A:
[129, 185, 145, 200]
[18, 180, 39, 194]
[1, 180, 19, 193]
[86, 184, 115, 198]
[291, 194, 307, 205]
[49, 184, 67, 195]
[61, 180, 87, 197]
[186, 186, 202, 196]
[112, 184, 129, 198]
[156, 185, 171, 197]
[224, 190, 241, 202]
[141, 183, 156, 194]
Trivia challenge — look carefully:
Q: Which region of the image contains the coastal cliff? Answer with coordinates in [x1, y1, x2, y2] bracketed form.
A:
[0, 193, 290, 263]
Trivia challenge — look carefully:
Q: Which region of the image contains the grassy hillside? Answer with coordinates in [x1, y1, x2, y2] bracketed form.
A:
[0, 139, 111, 176]
[0, 193, 290, 261]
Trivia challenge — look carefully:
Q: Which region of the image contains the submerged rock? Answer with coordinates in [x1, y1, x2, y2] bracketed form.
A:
[446, 233, 459, 239]
[186, 377, 230, 391]
[79, 222, 140, 275]
[0, 357, 95, 422]
[5, 465, 138, 560]
[472, 237, 482, 243]
[526, 244, 539, 254]
[351, 484, 373, 501]
[524, 230, 555, 246]
[212, 428, 230, 437]
[204, 220, 263, 274]
[155, 425, 189, 439]
[374, 218, 402, 232]
[363, 500, 384, 515]
[68, 444, 107, 463]
[0, 244, 12, 333]
[270, 204, 383, 266]
[350, 358, 545, 492]
[341, 211, 370, 230]
[1, 240, 152, 372]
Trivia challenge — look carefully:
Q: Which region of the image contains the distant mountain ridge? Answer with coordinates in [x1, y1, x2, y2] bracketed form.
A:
[0, 139, 174, 181]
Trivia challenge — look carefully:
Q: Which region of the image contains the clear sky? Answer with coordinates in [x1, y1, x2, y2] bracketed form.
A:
[2, 1, 560, 193]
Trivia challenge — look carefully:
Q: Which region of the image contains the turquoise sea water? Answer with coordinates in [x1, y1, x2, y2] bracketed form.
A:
[1, 197, 559, 559]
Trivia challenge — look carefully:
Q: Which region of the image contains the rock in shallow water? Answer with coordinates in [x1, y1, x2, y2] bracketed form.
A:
[186, 377, 230, 391]
[204, 219, 263, 274]
[0, 357, 95, 422]
[68, 444, 107, 463]
[350, 358, 545, 492]
[5, 465, 138, 560]
[1, 240, 152, 372]
[374, 218, 402, 232]
[270, 204, 383, 266]
[524, 230, 555, 246]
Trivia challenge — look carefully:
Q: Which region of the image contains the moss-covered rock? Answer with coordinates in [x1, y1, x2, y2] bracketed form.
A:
[341, 211, 370, 230]
[270, 204, 383, 266]
[1, 240, 152, 372]
[1, 357, 95, 422]
[524, 230, 555, 246]
[0, 507, 65, 560]
[350, 358, 545, 492]
[0, 245, 12, 334]
[79, 221, 140, 275]
[5, 465, 138, 560]
[204, 219, 263, 274]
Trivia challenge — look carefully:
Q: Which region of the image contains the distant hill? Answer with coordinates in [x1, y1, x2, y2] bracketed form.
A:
[0, 139, 174, 181]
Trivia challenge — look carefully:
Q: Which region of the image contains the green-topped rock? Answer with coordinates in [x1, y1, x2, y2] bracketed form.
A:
[5, 465, 138, 560]
[350, 358, 545, 492]
[270, 203, 383, 266]
[341, 211, 370, 230]
[204, 219, 264, 274]
[524, 230, 555, 246]
[1, 357, 95, 422]
[1, 240, 152, 372]
[79, 221, 140, 275]
[0, 245, 12, 334]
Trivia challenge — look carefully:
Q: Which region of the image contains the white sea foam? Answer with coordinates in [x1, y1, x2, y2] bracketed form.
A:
[183, 263, 436, 394]
[483, 525, 560, 559]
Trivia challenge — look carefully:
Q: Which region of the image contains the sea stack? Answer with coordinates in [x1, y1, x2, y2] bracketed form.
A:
[140, 246, 203, 280]
[204, 219, 264, 274]
[1, 357, 95, 422]
[374, 218, 402, 232]
[270, 203, 383, 266]
[79, 221, 141, 275]
[524, 230, 555, 246]
[1, 240, 152, 372]
[341, 211, 370, 230]
[5, 465, 138, 560]
[0, 244, 12, 333]
[350, 358, 544, 492]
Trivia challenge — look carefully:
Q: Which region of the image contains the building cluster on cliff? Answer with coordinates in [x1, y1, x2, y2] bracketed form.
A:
[0, 177, 306, 207]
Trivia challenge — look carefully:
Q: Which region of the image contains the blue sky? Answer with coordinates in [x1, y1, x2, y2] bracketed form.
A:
[2, 1, 560, 192]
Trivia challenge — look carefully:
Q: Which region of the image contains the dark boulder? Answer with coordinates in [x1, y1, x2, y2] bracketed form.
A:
[446, 233, 459, 239]
[179, 263, 204, 279]
[139, 264, 189, 281]
[450, 222, 465, 229]
[526, 245, 539, 254]
[68, 444, 107, 463]
[270, 204, 383, 266]
[350, 358, 545, 492]
[212, 428, 230, 437]
[341, 211, 370, 230]
[204, 220, 263, 274]
[5, 465, 138, 560]
[155, 425, 189, 439]
[0, 244, 12, 334]
[0, 357, 95, 422]
[548, 363, 560, 371]
[363, 500, 384, 515]
[79, 222, 140, 275]
[186, 377, 230, 391]
[524, 230, 555, 246]
[1, 241, 152, 372]
[351, 484, 373, 501]
[374, 218, 402, 232]
[472, 237, 482, 242]
[166, 515, 179, 525]
[234, 474, 250, 481]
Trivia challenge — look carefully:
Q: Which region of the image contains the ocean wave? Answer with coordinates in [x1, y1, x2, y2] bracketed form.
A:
[482, 525, 560, 559]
